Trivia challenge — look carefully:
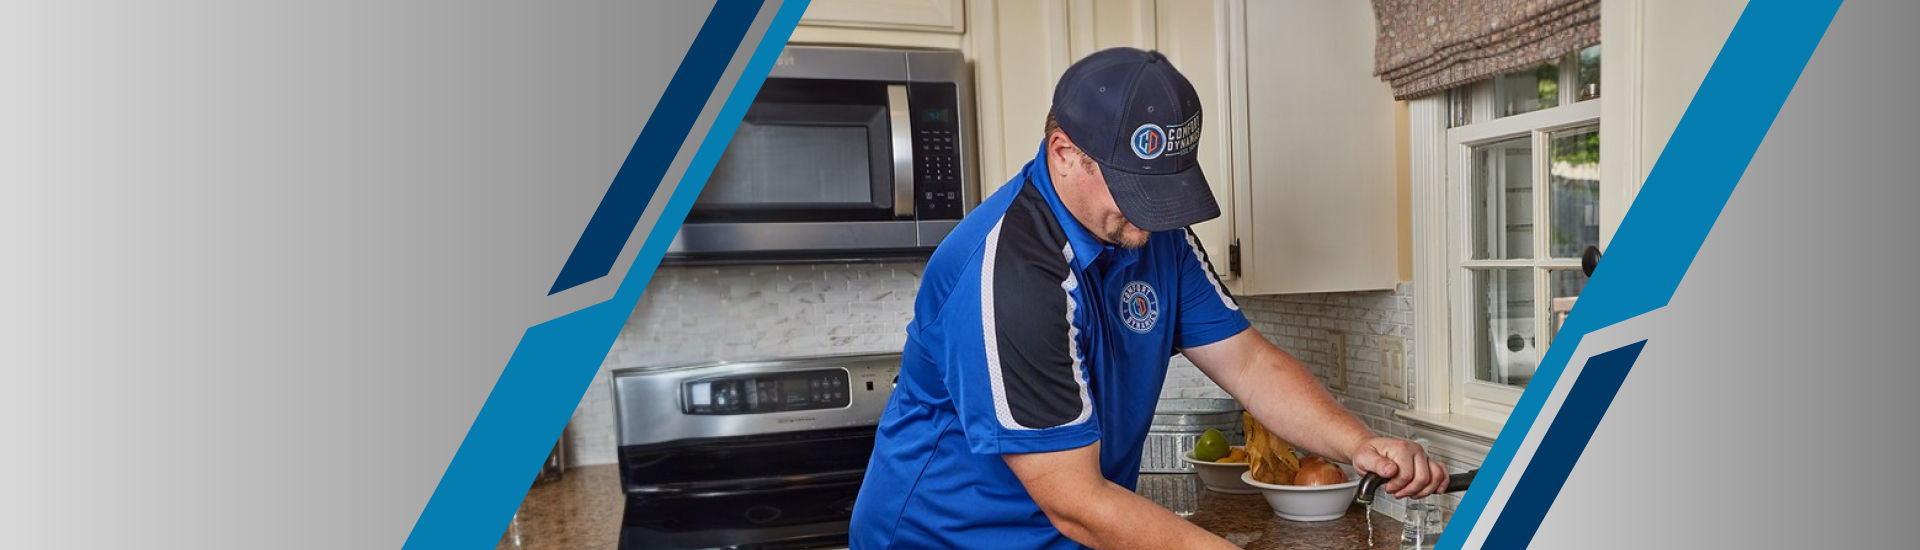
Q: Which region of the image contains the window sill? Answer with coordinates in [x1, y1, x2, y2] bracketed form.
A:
[1395, 409, 1502, 444]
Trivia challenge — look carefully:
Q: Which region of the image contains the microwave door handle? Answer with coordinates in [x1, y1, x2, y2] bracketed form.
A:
[887, 84, 915, 218]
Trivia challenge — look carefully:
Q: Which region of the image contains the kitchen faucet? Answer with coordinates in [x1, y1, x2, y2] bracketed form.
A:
[1354, 469, 1478, 506]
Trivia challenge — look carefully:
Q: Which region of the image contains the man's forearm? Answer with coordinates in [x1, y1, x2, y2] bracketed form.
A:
[1048, 481, 1238, 550]
[1008, 444, 1239, 550]
[1213, 337, 1373, 462]
[1183, 330, 1451, 498]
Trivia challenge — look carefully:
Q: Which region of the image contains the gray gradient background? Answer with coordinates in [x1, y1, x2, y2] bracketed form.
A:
[1516, 1, 1920, 547]
[0, 1, 781, 547]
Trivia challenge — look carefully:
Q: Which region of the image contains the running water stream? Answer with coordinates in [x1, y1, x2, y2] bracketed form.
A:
[1364, 507, 1376, 547]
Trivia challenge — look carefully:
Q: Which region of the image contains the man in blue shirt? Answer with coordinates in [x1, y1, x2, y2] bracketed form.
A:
[851, 48, 1450, 549]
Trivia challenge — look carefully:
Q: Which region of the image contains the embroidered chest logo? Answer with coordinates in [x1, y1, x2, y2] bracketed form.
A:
[1119, 280, 1160, 334]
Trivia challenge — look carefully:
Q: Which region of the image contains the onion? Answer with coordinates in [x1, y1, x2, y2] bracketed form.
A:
[1293, 461, 1347, 486]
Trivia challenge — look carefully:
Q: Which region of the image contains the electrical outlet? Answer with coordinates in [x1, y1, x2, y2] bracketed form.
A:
[1326, 330, 1347, 391]
[1379, 335, 1409, 404]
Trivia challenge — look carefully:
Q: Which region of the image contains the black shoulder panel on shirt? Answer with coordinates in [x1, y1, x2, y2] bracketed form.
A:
[991, 184, 1086, 430]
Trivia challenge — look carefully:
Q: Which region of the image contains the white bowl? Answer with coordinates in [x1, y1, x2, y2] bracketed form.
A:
[1179, 447, 1258, 494]
[1239, 465, 1362, 522]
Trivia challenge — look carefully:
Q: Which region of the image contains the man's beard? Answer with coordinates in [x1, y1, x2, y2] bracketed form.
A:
[1107, 228, 1150, 249]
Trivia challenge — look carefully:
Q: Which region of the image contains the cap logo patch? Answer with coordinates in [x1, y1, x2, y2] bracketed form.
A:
[1131, 124, 1165, 159]
[1163, 111, 1202, 158]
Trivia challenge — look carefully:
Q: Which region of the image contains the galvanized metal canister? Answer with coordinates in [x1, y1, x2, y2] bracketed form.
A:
[1140, 398, 1245, 473]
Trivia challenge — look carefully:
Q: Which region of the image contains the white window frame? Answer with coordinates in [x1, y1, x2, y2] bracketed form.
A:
[1444, 99, 1600, 422]
[1401, 51, 1630, 442]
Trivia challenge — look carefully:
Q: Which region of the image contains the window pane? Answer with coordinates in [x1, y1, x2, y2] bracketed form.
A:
[1471, 137, 1534, 260]
[1575, 45, 1601, 101]
[1547, 269, 1587, 347]
[1494, 61, 1559, 118]
[1472, 268, 1537, 388]
[1548, 126, 1601, 258]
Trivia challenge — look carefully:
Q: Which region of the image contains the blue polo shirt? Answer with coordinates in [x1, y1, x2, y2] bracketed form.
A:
[850, 145, 1250, 549]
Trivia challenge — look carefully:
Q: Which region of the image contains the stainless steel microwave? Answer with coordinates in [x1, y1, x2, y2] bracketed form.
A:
[665, 46, 977, 263]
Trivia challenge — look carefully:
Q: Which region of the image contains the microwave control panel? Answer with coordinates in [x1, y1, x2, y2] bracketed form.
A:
[681, 369, 851, 415]
[910, 83, 965, 220]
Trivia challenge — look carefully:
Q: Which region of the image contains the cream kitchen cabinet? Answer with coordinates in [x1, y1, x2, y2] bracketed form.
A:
[800, 0, 964, 33]
[1222, 0, 1400, 294]
[791, 0, 966, 50]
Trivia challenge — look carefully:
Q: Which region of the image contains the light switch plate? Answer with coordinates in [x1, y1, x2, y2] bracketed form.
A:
[1326, 330, 1347, 391]
[1379, 335, 1409, 404]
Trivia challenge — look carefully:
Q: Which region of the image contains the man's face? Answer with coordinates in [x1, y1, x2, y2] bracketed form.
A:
[1049, 135, 1152, 249]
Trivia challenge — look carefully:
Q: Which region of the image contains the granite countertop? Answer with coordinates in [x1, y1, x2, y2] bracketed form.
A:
[499, 465, 623, 549]
[499, 466, 1401, 549]
[1136, 473, 1404, 550]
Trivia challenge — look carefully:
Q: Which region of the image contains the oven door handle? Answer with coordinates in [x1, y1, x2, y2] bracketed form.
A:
[627, 468, 867, 498]
[887, 84, 915, 219]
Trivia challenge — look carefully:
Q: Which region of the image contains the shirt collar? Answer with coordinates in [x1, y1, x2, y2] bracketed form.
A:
[1023, 141, 1109, 271]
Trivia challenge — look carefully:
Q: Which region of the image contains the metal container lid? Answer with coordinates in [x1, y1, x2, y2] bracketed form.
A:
[1154, 398, 1241, 414]
[1150, 398, 1243, 428]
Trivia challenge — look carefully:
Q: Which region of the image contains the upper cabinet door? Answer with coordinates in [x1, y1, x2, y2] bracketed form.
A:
[1229, 0, 1399, 294]
[801, 0, 966, 34]
[1152, 0, 1236, 281]
[1070, 0, 1158, 58]
[967, 0, 1072, 190]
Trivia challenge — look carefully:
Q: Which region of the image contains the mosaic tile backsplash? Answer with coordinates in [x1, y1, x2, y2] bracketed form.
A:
[568, 261, 922, 466]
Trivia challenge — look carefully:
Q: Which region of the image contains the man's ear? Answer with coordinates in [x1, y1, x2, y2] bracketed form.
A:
[1046, 131, 1078, 166]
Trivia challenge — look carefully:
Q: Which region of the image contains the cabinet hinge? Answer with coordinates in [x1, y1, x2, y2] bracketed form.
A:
[1228, 239, 1241, 277]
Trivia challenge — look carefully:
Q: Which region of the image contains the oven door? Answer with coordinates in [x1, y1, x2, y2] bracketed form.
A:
[619, 427, 876, 550]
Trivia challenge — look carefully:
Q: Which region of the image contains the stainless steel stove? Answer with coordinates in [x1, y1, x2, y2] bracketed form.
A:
[611, 353, 898, 550]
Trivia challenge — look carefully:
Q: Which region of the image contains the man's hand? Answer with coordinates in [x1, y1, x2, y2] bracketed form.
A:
[1349, 437, 1450, 499]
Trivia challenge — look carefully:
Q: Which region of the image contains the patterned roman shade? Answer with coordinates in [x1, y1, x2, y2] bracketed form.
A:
[1372, 0, 1601, 99]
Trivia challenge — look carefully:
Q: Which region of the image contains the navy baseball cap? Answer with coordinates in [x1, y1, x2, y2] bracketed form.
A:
[1052, 47, 1218, 232]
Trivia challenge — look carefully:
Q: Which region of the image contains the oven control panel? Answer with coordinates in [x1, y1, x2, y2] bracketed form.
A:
[682, 368, 851, 415]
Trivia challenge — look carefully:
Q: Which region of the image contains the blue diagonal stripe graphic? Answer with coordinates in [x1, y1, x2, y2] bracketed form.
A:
[401, 0, 808, 547]
[1438, 1, 1840, 548]
[547, 0, 765, 295]
[1481, 341, 1646, 549]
